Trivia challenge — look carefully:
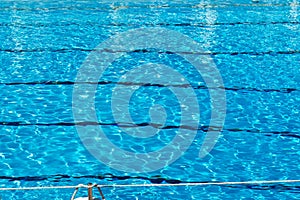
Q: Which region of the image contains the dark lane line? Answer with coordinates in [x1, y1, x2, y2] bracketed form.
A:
[0, 121, 298, 139]
[1, 174, 300, 191]
[226, 184, 300, 192]
[0, 174, 181, 184]
[1, 48, 299, 55]
[1, 81, 298, 94]
[0, 21, 299, 27]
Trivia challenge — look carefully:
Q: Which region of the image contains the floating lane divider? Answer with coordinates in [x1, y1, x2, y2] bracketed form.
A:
[1, 180, 300, 199]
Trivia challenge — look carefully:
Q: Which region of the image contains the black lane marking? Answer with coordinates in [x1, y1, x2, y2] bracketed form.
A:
[219, 87, 297, 94]
[0, 21, 299, 28]
[0, 48, 299, 55]
[0, 121, 298, 139]
[1, 174, 300, 191]
[1, 121, 299, 139]
[1, 81, 298, 94]
[0, 174, 182, 184]
[3, 81, 192, 87]
[0, 121, 201, 131]
[225, 184, 300, 192]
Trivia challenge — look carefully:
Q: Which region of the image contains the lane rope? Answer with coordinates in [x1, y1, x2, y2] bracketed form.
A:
[1, 179, 300, 191]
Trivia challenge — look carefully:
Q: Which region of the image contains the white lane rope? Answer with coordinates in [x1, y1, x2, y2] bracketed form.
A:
[0, 184, 88, 191]
[99, 179, 300, 188]
[0, 180, 300, 191]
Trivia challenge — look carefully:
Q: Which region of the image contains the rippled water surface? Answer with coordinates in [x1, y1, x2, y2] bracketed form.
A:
[0, 0, 299, 199]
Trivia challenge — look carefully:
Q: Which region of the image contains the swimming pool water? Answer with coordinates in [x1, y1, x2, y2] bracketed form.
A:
[0, 0, 299, 199]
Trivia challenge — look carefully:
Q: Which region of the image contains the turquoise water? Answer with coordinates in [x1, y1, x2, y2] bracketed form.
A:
[0, 0, 300, 199]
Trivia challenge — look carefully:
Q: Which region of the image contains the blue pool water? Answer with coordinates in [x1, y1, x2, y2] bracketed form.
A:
[0, 0, 299, 199]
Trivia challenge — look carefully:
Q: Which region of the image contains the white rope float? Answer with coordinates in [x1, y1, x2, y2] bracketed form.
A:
[96, 179, 300, 188]
[0, 184, 87, 191]
[0, 180, 300, 199]
[1, 179, 300, 191]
